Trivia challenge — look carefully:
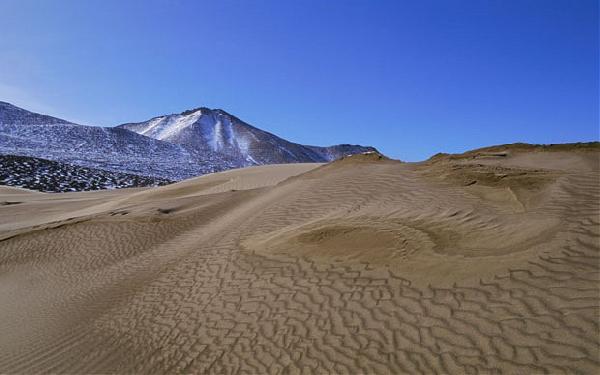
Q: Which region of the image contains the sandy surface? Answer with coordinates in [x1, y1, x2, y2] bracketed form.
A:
[0, 147, 599, 374]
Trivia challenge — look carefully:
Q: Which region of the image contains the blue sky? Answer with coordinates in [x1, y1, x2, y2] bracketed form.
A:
[0, 0, 597, 160]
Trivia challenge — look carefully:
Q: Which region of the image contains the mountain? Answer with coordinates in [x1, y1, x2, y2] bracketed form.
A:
[0, 101, 377, 181]
[0, 101, 206, 180]
[118, 107, 376, 166]
[0, 101, 71, 126]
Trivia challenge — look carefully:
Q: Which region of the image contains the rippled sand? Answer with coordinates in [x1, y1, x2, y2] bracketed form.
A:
[0, 145, 598, 374]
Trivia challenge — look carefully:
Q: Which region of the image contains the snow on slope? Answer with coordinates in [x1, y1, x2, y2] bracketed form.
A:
[139, 110, 204, 141]
[0, 102, 230, 180]
[0, 101, 378, 185]
[119, 107, 377, 166]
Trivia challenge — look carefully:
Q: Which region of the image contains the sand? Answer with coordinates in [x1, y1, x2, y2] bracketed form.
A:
[0, 146, 599, 374]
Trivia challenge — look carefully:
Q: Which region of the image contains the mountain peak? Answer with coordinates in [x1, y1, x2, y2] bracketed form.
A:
[180, 107, 211, 116]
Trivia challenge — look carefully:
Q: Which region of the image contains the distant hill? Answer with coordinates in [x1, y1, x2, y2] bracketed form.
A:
[0, 101, 378, 182]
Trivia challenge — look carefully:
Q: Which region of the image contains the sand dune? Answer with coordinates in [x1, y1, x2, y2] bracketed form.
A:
[0, 145, 599, 374]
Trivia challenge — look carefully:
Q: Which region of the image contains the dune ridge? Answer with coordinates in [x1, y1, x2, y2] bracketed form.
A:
[0, 145, 599, 374]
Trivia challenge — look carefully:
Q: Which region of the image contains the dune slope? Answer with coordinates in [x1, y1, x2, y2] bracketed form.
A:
[0, 146, 599, 374]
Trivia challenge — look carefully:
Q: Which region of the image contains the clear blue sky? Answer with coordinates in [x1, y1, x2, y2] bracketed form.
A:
[0, 0, 597, 160]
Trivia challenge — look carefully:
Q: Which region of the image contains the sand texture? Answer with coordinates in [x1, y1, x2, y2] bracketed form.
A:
[0, 146, 599, 374]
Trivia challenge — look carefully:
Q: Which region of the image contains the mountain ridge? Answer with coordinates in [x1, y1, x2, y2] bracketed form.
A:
[0, 101, 378, 182]
[0, 101, 72, 126]
[117, 106, 375, 166]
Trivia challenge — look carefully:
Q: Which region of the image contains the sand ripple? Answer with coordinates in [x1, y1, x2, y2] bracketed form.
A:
[0, 148, 598, 374]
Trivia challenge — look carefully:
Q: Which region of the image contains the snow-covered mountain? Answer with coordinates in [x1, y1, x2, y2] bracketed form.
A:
[0, 101, 377, 181]
[0, 101, 216, 179]
[118, 107, 376, 166]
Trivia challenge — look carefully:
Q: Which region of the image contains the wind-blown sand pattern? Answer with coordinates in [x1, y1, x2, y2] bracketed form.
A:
[0, 145, 599, 374]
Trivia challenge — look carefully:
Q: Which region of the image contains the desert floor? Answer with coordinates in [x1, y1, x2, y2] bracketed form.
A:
[0, 146, 599, 374]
